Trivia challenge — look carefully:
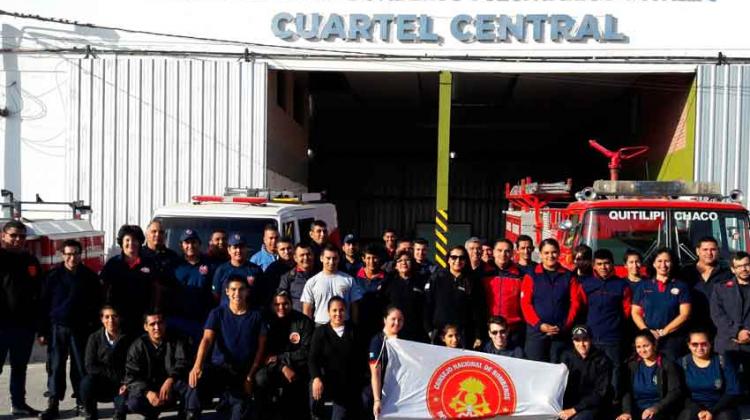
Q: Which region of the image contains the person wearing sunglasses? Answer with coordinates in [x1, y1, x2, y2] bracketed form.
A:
[482, 316, 524, 359]
[380, 250, 429, 343]
[424, 245, 484, 349]
[677, 330, 741, 420]
[0, 220, 43, 415]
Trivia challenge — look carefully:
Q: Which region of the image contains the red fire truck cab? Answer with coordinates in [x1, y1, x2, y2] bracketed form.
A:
[505, 179, 750, 271]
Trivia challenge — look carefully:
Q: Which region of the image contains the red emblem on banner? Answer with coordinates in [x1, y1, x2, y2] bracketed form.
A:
[426, 356, 517, 418]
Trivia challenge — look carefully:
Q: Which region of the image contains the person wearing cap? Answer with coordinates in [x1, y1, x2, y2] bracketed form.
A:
[278, 244, 316, 313]
[558, 325, 613, 420]
[260, 236, 296, 309]
[250, 224, 279, 271]
[212, 232, 263, 308]
[170, 229, 216, 348]
[254, 290, 313, 418]
[580, 248, 632, 400]
[338, 234, 363, 278]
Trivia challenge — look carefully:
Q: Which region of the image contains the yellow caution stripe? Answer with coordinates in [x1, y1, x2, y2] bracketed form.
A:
[434, 208, 449, 268]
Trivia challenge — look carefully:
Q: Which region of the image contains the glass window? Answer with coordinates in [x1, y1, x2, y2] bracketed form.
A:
[581, 209, 668, 264]
[672, 210, 749, 263]
[155, 217, 276, 254]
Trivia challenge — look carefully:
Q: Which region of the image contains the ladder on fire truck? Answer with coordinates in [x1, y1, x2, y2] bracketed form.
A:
[504, 178, 572, 246]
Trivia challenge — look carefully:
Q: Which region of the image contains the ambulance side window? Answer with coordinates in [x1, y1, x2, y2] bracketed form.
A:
[563, 215, 580, 248]
[282, 221, 295, 241]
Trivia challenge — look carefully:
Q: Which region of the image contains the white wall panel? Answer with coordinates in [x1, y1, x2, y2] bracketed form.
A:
[67, 58, 268, 243]
[695, 65, 750, 204]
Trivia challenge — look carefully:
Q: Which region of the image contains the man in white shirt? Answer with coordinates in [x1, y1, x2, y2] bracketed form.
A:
[301, 244, 359, 325]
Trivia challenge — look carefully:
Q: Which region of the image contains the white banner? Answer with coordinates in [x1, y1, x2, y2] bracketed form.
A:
[381, 339, 568, 419]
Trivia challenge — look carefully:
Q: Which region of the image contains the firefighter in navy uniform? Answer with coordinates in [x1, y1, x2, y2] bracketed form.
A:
[424, 245, 484, 349]
[212, 232, 264, 308]
[0, 220, 43, 416]
[278, 244, 316, 312]
[710, 251, 750, 402]
[141, 220, 180, 276]
[521, 238, 584, 363]
[680, 236, 732, 336]
[170, 229, 216, 348]
[38, 239, 101, 420]
[101, 225, 158, 337]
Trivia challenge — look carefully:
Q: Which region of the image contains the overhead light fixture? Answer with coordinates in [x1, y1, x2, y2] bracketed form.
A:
[306, 148, 314, 159]
[449, 151, 456, 159]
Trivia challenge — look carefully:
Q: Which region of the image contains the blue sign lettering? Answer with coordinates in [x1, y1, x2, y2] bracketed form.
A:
[270, 12, 629, 44]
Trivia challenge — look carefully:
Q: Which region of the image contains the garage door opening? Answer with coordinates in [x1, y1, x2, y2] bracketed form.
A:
[270, 70, 695, 243]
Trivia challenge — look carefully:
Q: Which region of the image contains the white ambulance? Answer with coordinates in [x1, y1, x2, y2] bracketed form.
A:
[151, 189, 339, 252]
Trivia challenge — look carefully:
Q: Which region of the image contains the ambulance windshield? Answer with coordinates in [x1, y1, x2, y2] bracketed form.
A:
[156, 216, 276, 254]
[581, 209, 749, 264]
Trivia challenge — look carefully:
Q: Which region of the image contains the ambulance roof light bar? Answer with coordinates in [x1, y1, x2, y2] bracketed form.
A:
[591, 180, 723, 199]
[223, 188, 324, 203]
[191, 195, 268, 205]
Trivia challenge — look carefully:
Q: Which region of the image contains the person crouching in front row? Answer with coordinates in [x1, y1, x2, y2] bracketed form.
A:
[79, 306, 131, 420]
[558, 325, 613, 420]
[124, 312, 198, 420]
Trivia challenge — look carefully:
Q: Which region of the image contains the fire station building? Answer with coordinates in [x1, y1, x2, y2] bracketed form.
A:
[1, 0, 749, 244]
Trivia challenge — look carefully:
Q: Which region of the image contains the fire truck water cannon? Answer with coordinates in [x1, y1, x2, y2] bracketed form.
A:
[588, 139, 649, 181]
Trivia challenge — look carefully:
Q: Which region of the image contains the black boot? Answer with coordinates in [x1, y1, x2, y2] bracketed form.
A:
[11, 402, 40, 416]
[39, 398, 59, 420]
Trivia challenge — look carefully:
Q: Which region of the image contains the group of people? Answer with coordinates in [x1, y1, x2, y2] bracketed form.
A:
[1, 218, 750, 420]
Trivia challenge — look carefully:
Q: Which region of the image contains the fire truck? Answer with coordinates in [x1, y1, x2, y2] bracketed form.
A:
[503, 141, 750, 270]
[0, 190, 106, 272]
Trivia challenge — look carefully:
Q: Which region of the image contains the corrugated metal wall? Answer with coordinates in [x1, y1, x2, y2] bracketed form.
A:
[66, 58, 268, 243]
[695, 64, 750, 199]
